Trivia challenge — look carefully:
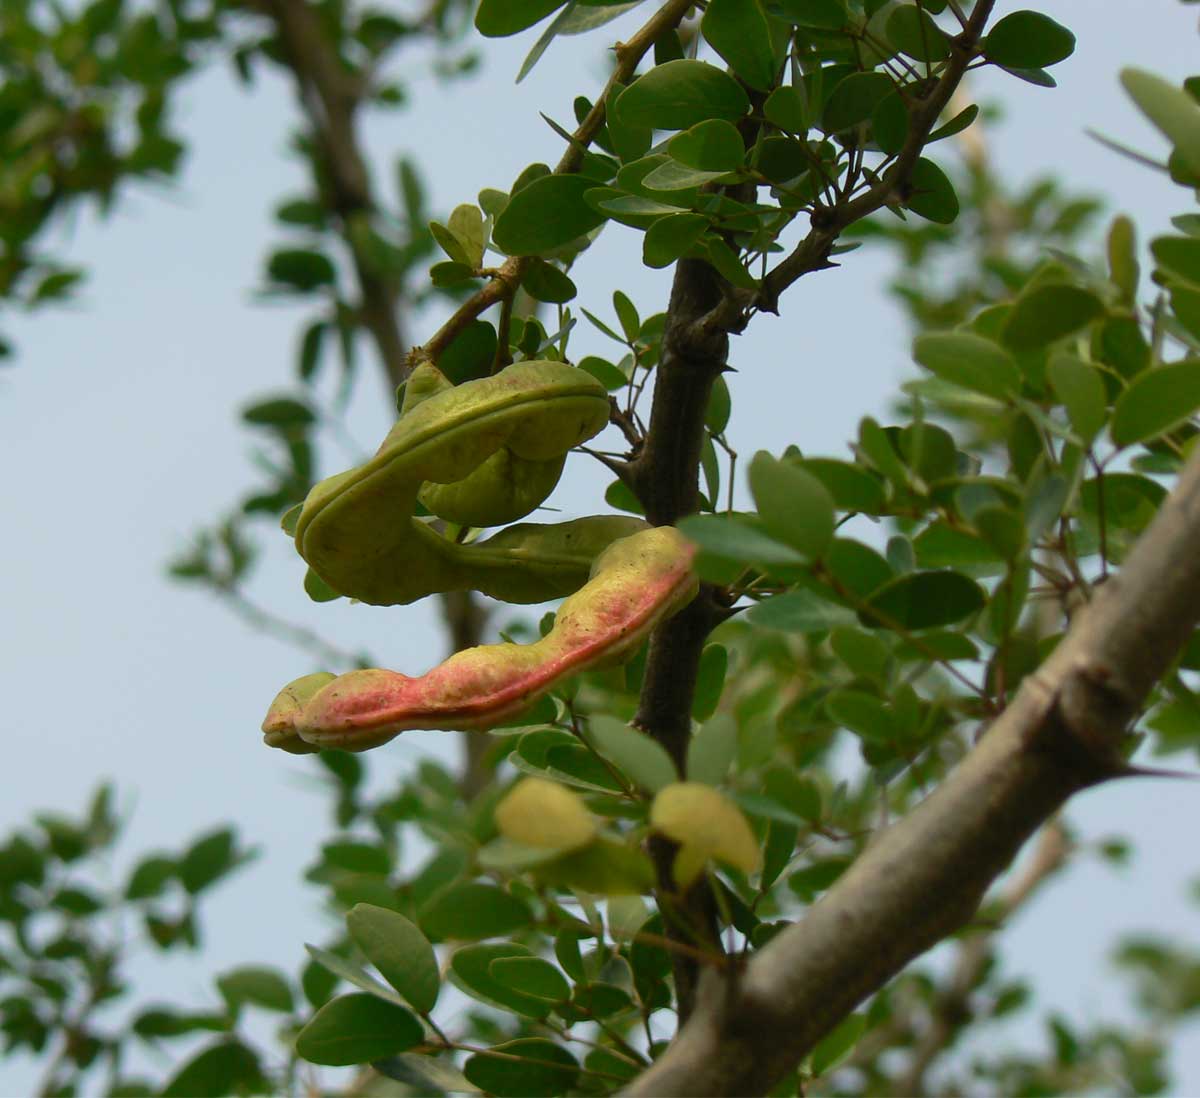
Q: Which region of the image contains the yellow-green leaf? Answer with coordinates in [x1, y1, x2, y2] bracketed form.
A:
[494, 778, 597, 853]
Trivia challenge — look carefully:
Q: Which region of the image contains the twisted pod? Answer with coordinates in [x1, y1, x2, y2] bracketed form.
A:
[293, 360, 644, 606]
[263, 359, 698, 751]
[263, 526, 696, 752]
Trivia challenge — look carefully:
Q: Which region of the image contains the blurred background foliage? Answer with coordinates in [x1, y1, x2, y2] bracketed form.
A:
[4, 0, 1200, 1095]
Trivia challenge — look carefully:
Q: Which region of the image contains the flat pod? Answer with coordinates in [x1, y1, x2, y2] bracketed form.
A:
[263, 527, 698, 751]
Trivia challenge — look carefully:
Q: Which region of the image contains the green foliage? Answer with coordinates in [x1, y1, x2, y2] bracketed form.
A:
[9, 0, 1200, 1095]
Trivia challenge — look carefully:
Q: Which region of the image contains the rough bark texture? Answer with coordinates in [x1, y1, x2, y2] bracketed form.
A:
[624, 448, 1200, 1096]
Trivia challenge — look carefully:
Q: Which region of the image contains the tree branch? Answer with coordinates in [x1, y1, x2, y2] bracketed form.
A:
[891, 818, 1071, 1096]
[409, 0, 695, 369]
[625, 446, 1200, 1096]
[264, 0, 410, 388]
[696, 0, 997, 340]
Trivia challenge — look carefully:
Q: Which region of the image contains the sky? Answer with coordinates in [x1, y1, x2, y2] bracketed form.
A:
[2, 0, 1200, 1092]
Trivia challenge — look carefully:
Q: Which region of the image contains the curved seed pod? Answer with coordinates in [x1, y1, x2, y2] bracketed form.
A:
[262, 672, 337, 754]
[293, 360, 617, 606]
[262, 527, 697, 752]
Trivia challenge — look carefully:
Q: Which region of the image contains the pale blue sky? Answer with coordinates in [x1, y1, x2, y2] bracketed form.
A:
[2, 2, 1199, 1092]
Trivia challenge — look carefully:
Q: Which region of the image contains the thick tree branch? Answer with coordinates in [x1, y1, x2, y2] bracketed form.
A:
[626, 447, 1200, 1096]
[891, 818, 1070, 1096]
[628, 255, 733, 1014]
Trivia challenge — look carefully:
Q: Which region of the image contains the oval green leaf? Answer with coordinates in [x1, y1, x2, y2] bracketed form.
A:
[493, 174, 605, 255]
[984, 11, 1075, 69]
[748, 451, 836, 560]
[295, 994, 422, 1066]
[912, 331, 1020, 401]
[464, 1039, 579, 1097]
[1111, 361, 1200, 447]
[420, 882, 533, 941]
[347, 904, 439, 1014]
[700, 0, 776, 91]
[615, 60, 750, 132]
[860, 571, 985, 630]
[1001, 284, 1104, 351]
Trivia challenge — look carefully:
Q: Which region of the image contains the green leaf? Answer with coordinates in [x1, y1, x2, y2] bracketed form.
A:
[906, 157, 959, 224]
[1108, 215, 1139, 302]
[830, 547, 897, 600]
[746, 589, 856, 633]
[985, 11, 1075, 70]
[1121, 69, 1200, 177]
[161, 1041, 265, 1098]
[765, 86, 808, 133]
[772, 0, 845, 28]
[928, 102, 979, 144]
[688, 713, 738, 785]
[792, 458, 886, 514]
[493, 174, 605, 255]
[873, 91, 909, 154]
[216, 966, 293, 1014]
[692, 644, 728, 722]
[266, 249, 336, 291]
[577, 355, 627, 390]
[748, 451, 836, 560]
[886, 4, 949, 62]
[242, 396, 315, 429]
[823, 71, 893, 133]
[489, 957, 570, 1002]
[179, 828, 243, 895]
[126, 855, 175, 900]
[587, 716, 678, 792]
[346, 904, 439, 1014]
[858, 417, 909, 487]
[830, 626, 891, 681]
[295, 994, 422, 1066]
[701, 0, 776, 91]
[643, 213, 709, 268]
[536, 837, 655, 894]
[421, 882, 533, 941]
[1152, 234, 1200, 285]
[298, 321, 327, 381]
[1001, 285, 1105, 351]
[613, 290, 640, 340]
[668, 119, 745, 170]
[451, 943, 551, 1016]
[615, 60, 750, 131]
[521, 258, 578, 303]
[679, 514, 807, 568]
[321, 840, 391, 875]
[1111, 361, 1200, 447]
[464, 1039, 579, 1097]
[304, 944, 407, 1004]
[1047, 353, 1107, 444]
[707, 374, 732, 433]
[811, 1012, 868, 1076]
[440, 319, 497, 384]
[476, 0, 568, 37]
[430, 260, 476, 287]
[912, 331, 1020, 401]
[860, 571, 985, 630]
[641, 160, 733, 190]
[825, 690, 896, 742]
[448, 204, 486, 266]
[701, 236, 758, 289]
